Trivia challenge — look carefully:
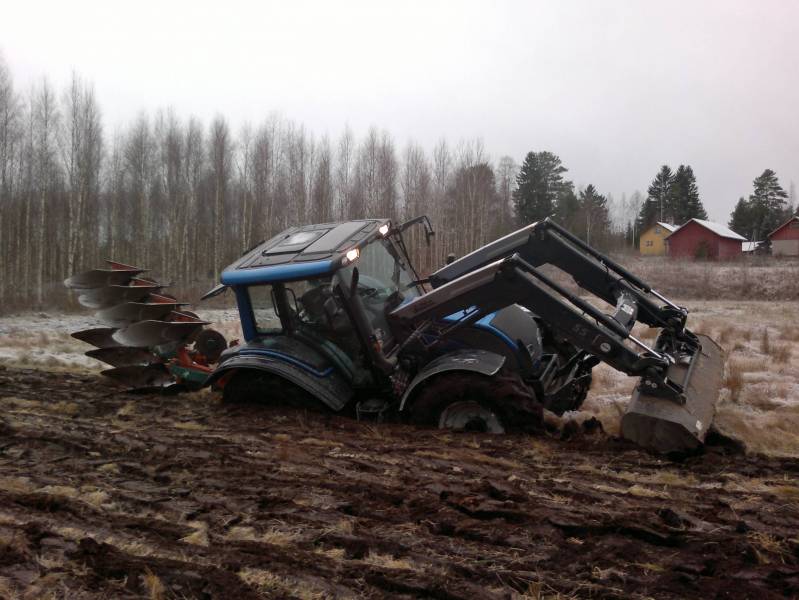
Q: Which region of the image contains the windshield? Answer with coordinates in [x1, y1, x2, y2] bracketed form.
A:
[337, 239, 419, 344]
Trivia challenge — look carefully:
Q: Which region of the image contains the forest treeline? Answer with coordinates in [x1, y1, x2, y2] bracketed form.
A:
[0, 60, 639, 309]
[0, 58, 795, 310]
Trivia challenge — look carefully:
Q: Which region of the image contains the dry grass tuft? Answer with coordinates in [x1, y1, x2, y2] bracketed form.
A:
[298, 437, 339, 447]
[226, 525, 299, 546]
[0, 477, 36, 494]
[748, 531, 790, 564]
[180, 522, 209, 547]
[770, 344, 792, 364]
[318, 547, 346, 560]
[238, 568, 328, 600]
[627, 484, 669, 498]
[717, 325, 734, 345]
[97, 462, 120, 474]
[760, 329, 771, 355]
[82, 490, 110, 507]
[37, 485, 79, 499]
[363, 551, 415, 571]
[724, 365, 744, 403]
[116, 402, 137, 417]
[335, 519, 355, 535]
[779, 326, 799, 342]
[51, 401, 80, 416]
[143, 570, 166, 600]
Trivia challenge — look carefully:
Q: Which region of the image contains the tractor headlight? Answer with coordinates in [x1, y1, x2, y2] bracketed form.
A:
[378, 223, 390, 236]
[345, 248, 359, 263]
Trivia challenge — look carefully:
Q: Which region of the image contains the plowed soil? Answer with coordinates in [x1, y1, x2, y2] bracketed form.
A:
[1, 366, 797, 599]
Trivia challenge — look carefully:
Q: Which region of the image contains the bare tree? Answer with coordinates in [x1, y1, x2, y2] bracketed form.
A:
[496, 155, 517, 231]
[182, 117, 204, 281]
[209, 115, 232, 273]
[335, 126, 354, 220]
[0, 54, 20, 302]
[61, 72, 103, 276]
[311, 135, 333, 224]
[400, 142, 432, 271]
[124, 113, 153, 266]
[33, 79, 60, 306]
[237, 122, 254, 252]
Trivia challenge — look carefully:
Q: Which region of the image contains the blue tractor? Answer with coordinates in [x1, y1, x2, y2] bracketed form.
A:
[66, 217, 725, 453]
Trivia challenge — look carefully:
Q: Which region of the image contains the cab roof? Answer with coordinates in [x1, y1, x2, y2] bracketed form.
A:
[220, 219, 390, 286]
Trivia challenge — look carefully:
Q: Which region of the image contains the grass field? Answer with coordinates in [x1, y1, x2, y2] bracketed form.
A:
[1, 297, 796, 457]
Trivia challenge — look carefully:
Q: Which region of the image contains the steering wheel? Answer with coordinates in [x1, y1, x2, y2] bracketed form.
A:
[358, 284, 391, 301]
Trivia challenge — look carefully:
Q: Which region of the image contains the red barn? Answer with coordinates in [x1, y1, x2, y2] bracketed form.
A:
[664, 219, 745, 260]
[767, 215, 799, 256]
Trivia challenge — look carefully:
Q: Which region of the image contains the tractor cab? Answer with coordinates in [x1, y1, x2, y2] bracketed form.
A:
[210, 219, 425, 401]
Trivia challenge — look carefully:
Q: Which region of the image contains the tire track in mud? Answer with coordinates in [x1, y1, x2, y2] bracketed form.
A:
[0, 366, 797, 599]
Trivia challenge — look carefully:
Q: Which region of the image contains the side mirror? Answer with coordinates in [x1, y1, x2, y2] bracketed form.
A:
[425, 228, 436, 246]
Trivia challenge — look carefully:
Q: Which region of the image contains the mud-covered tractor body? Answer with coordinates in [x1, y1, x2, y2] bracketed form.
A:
[66, 216, 725, 454]
[204, 219, 547, 419]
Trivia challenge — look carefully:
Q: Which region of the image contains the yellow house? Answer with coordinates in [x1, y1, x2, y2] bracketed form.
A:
[639, 222, 677, 256]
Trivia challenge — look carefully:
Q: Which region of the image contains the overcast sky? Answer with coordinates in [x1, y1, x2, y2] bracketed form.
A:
[2, 0, 797, 221]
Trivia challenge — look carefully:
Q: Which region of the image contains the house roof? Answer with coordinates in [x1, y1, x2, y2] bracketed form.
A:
[665, 218, 746, 241]
[656, 222, 677, 232]
[766, 215, 799, 239]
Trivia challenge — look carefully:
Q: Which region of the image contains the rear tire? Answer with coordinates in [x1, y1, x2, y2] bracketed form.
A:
[222, 370, 327, 412]
[408, 371, 542, 434]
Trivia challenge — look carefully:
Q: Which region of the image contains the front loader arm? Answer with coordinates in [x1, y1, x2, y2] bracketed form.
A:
[391, 256, 676, 394]
[429, 218, 689, 335]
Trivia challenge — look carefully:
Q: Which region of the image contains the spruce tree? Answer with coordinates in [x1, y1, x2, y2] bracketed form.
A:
[749, 169, 788, 240]
[554, 183, 580, 232]
[728, 197, 752, 237]
[513, 151, 569, 224]
[643, 165, 674, 226]
[671, 165, 707, 222]
[578, 184, 609, 246]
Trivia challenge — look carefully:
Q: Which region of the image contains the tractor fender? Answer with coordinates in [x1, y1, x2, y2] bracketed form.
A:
[399, 349, 506, 412]
[205, 350, 353, 412]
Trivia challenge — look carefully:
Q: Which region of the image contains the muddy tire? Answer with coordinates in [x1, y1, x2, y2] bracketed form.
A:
[222, 370, 327, 412]
[408, 371, 542, 434]
[542, 368, 593, 415]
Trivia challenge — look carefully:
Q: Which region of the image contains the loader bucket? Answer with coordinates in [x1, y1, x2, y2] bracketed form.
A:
[621, 335, 725, 454]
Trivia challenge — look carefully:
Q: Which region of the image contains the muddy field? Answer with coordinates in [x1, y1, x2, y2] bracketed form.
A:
[1, 366, 798, 599]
